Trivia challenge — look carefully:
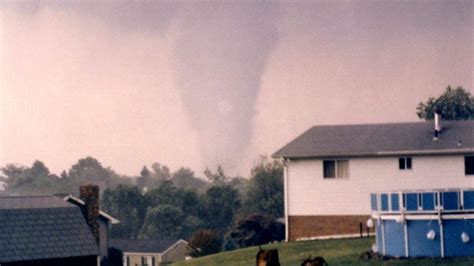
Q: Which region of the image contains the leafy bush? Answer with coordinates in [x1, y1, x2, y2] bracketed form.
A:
[189, 229, 223, 257]
[224, 213, 284, 250]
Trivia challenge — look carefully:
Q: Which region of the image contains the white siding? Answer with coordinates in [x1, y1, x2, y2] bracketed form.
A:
[287, 155, 474, 215]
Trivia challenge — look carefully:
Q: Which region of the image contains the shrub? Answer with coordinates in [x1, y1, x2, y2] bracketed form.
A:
[189, 229, 222, 257]
[224, 213, 284, 250]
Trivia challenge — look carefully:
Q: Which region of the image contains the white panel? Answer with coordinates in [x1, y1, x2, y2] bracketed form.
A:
[287, 155, 474, 215]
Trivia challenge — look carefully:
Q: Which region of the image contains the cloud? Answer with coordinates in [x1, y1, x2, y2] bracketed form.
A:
[0, 1, 471, 177]
[171, 2, 279, 173]
[243, 1, 473, 168]
[0, 5, 201, 176]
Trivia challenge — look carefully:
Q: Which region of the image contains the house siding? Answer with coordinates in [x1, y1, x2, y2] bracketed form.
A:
[125, 254, 161, 266]
[161, 241, 191, 264]
[287, 155, 472, 216]
[123, 242, 190, 266]
[286, 154, 473, 239]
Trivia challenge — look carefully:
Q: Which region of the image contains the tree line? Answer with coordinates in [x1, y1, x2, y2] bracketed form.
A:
[0, 156, 284, 255]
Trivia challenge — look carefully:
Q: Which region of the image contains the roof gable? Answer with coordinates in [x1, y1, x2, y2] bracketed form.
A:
[273, 120, 474, 159]
[0, 195, 98, 263]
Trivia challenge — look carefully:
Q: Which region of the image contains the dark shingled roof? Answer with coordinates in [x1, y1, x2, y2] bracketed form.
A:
[273, 120, 474, 159]
[0, 195, 99, 263]
[110, 239, 185, 254]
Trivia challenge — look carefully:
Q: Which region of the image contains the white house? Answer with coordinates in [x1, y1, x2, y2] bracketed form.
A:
[273, 118, 474, 241]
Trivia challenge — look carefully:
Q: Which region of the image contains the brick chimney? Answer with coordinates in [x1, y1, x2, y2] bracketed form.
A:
[79, 184, 100, 246]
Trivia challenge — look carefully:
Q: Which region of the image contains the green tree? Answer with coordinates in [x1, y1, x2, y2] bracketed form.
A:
[68, 157, 112, 192]
[1, 164, 30, 189]
[66, 156, 128, 193]
[179, 189, 202, 217]
[228, 176, 250, 202]
[151, 162, 171, 180]
[102, 185, 147, 238]
[137, 163, 170, 191]
[200, 185, 241, 232]
[244, 157, 284, 219]
[171, 167, 208, 192]
[417, 86, 474, 120]
[137, 166, 151, 191]
[143, 180, 204, 238]
[30, 160, 50, 178]
[145, 180, 179, 207]
[140, 166, 151, 178]
[139, 205, 185, 239]
[68, 157, 109, 180]
[1, 161, 61, 194]
[60, 170, 68, 179]
[204, 165, 228, 185]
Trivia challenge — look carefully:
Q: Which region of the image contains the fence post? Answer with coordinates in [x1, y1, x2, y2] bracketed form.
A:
[359, 222, 363, 238]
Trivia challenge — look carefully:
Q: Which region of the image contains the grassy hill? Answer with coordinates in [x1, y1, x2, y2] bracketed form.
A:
[172, 237, 474, 266]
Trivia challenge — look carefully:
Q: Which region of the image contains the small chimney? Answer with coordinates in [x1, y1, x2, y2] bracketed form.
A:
[80, 184, 100, 246]
[433, 111, 442, 140]
[434, 111, 442, 132]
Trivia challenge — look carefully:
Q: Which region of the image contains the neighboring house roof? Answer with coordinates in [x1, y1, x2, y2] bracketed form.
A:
[273, 120, 474, 159]
[64, 195, 120, 224]
[110, 239, 188, 255]
[0, 195, 99, 263]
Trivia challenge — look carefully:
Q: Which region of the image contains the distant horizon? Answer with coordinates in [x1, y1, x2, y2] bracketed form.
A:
[2, 115, 473, 180]
[1, 1, 472, 176]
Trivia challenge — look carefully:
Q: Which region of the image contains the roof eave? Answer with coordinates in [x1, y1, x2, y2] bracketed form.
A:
[276, 148, 474, 160]
[63, 195, 120, 224]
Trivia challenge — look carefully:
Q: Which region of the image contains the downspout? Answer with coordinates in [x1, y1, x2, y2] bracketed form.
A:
[283, 158, 289, 242]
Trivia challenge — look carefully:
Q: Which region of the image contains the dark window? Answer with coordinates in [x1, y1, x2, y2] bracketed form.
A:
[126, 256, 129, 266]
[323, 160, 335, 178]
[399, 158, 404, 169]
[152, 257, 156, 266]
[399, 157, 412, 170]
[406, 157, 412, 169]
[466, 156, 474, 175]
[323, 160, 349, 178]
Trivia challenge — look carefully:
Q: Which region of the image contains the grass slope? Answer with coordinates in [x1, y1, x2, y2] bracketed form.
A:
[173, 237, 474, 266]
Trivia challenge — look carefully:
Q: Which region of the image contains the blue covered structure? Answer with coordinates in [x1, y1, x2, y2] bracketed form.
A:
[370, 189, 474, 258]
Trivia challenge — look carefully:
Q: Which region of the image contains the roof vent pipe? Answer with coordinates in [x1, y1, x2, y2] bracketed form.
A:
[434, 111, 442, 132]
[433, 111, 441, 140]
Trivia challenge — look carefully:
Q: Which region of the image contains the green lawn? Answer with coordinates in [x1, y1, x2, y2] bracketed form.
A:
[172, 237, 474, 266]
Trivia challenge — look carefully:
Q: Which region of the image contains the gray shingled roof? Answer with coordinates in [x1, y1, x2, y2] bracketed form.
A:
[110, 239, 185, 254]
[0, 195, 99, 263]
[273, 120, 474, 159]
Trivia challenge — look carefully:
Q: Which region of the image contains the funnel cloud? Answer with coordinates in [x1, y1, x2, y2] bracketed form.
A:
[173, 3, 279, 172]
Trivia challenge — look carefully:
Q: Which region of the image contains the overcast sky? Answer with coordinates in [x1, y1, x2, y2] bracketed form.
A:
[1, 1, 472, 177]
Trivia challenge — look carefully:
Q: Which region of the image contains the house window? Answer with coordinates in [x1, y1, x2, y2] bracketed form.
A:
[323, 160, 349, 178]
[399, 157, 412, 170]
[466, 156, 474, 175]
[152, 257, 156, 266]
[141, 256, 148, 266]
